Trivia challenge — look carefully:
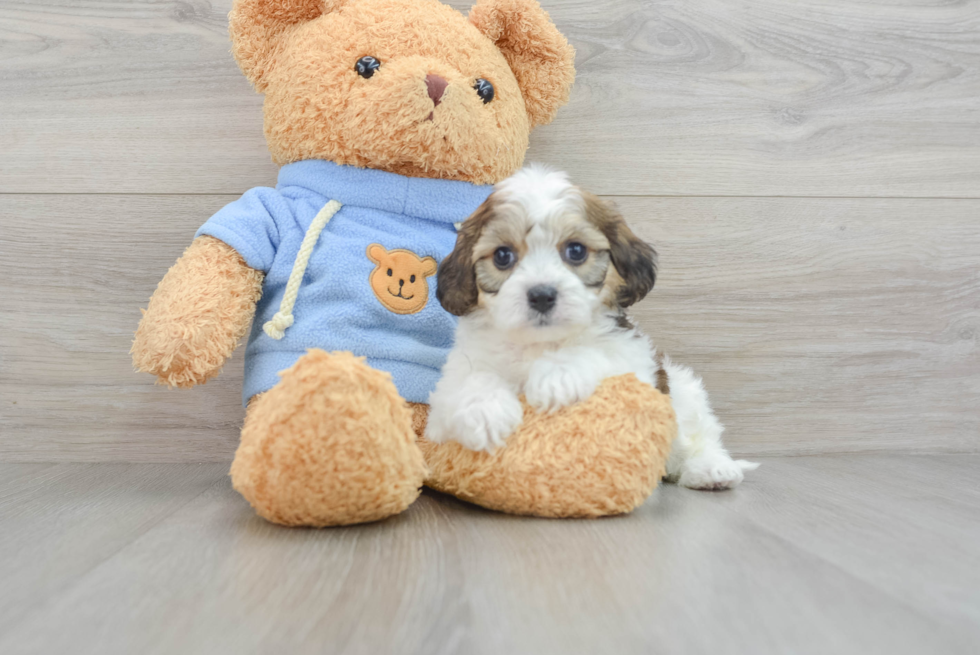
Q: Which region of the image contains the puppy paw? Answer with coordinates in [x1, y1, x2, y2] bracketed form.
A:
[524, 359, 598, 413]
[452, 390, 524, 452]
[677, 454, 759, 491]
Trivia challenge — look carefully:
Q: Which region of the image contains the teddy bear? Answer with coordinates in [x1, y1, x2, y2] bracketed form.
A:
[132, 0, 676, 526]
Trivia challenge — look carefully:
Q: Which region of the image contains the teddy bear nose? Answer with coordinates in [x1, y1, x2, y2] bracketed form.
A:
[425, 74, 448, 106]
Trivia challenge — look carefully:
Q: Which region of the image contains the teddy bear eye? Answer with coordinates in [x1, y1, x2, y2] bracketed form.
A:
[410, 274, 416, 283]
[355, 56, 381, 79]
[386, 268, 393, 276]
[473, 78, 494, 104]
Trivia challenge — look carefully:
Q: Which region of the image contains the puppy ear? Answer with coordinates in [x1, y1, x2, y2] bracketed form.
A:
[437, 198, 496, 316]
[469, 0, 576, 128]
[584, 192, 657, 308]
[230, 0, 349, 91]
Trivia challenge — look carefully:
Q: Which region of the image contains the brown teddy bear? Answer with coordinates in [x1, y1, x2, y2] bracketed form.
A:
[132, 0, 676, 526]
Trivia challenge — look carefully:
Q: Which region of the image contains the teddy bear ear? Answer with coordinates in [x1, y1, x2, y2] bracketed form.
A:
[421, 257, 438, 277]
[230, 0, 350, 91]
[469, 0, 576, 128]
[366, 244, 387, 263]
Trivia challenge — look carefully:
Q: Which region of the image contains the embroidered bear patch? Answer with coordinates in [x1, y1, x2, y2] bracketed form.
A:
[366, 244, 438, 315]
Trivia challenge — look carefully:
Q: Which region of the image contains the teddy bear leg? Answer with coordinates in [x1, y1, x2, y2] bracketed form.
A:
[419, 375, 677, 518]
[231, 349, 426, 527]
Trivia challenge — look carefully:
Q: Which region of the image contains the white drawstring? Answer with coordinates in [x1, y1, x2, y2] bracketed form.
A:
[263, 199, 342, 340]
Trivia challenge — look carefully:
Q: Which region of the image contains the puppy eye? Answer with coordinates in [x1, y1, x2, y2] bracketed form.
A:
[493, 246, 516, 270]
[563, 242, 588, 265]
[473, 78, 494, 104]
[355, 56, 381, 79]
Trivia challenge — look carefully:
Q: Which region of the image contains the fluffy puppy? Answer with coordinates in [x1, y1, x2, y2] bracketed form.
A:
[425, 165, 758, 489]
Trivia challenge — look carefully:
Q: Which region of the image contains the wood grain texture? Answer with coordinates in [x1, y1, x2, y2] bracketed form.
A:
[0, 195, 247, 462]
[1, 0, 978, 196]
[1, 194, 977, 461]
[621, 195, 980, 455]
[721, 454, 980, 629]
[0, 463, 227, 635]
[0, 457, 977, 655]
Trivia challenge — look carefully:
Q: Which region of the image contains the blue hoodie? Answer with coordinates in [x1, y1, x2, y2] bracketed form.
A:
[196, 160, 492, 406]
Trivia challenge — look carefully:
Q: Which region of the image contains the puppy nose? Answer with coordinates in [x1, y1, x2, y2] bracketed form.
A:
[527, 285, 558, 314]
[425, 74, 448, 106]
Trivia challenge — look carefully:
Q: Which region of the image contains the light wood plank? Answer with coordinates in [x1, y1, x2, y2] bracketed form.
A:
[0, 194, 247, 462]
[621, 195, 980, 456]
[1, 194, 977, 460]
[1, 0, 978, 196]
[0, 457, 976, 654]
[0, 463, 227, 634]
[870, 453, 980, 502]
[0, 463, 57, 493]
[696, 455, 980, 630]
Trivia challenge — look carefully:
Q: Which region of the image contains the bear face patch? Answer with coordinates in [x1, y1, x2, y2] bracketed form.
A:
[366, 244, 438, 315]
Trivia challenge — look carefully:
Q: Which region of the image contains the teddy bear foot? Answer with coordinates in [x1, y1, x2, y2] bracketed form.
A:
[417, 375, 677, 518]
[231, 349, 426, 527]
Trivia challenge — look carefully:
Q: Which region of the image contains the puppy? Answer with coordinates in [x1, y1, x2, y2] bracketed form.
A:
[425, 166, 758, 490]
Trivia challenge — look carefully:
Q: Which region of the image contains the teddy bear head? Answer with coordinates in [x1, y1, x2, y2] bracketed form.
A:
[230, 0, 575, 185]
[367, 244, 438, 314]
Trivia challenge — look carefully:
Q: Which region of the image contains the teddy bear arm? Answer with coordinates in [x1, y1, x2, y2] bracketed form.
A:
[132, 236, 264, 388]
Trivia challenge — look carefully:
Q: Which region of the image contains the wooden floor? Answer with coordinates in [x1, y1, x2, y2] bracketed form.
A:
[1, 454, 977, 655]
[2, 0, 978, 460]
[1, 1, 978, 652]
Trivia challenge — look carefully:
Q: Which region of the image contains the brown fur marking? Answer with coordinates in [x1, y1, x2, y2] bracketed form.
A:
[436, 197, 499, 316]
[655, 351, 670, 396]
[615, 312, 634, 330]
[582, 192, 657, 308]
